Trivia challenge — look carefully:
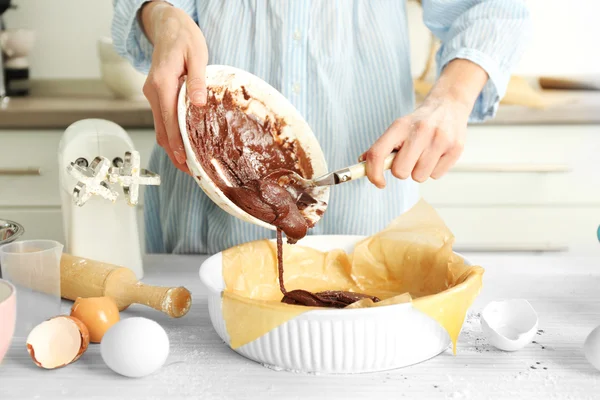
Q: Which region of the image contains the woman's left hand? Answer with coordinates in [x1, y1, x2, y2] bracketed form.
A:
[362, 59, 488, 188]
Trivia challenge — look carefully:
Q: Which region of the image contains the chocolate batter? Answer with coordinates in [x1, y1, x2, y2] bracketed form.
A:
[276, 230, 380, 308]
[187, 86, 379, 308]
[187, 88, 313, 242]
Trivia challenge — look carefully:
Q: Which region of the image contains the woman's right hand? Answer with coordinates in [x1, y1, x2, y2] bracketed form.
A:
[140, 1, 209, 173]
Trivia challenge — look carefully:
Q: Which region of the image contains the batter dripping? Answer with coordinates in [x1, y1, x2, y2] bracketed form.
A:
[187, 87, 380, 308]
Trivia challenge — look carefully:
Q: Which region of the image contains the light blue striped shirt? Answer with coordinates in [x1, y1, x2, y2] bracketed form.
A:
[112, 0, 531, 255]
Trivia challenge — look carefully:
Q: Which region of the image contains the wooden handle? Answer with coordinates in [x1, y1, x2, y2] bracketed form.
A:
[349, 152, 396, 181]
[60, 253, 192, 318]
[104, 268, 191, 318]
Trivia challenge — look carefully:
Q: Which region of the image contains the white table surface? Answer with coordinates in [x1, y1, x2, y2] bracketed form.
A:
[1, 253, 600, 400]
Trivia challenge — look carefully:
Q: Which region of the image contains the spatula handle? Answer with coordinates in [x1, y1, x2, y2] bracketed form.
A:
[338, 151, 397, 183]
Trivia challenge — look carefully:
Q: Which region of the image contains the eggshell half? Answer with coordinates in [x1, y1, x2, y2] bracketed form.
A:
[70, 297, 120, 343]
[26, 316, 90, 369]
[481, 299, 538, 352]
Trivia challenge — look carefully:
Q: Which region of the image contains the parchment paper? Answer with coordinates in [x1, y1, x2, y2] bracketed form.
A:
[222, 199, 484, 352]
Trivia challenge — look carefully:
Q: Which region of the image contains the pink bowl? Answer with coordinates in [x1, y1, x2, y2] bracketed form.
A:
[0, 279, 16, 364]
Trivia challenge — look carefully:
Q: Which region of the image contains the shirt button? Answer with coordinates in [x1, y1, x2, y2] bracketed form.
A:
[292, 83, 301, 94]
[293, 29, 302, 41]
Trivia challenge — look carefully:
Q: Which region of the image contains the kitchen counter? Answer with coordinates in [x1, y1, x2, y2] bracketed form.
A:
[2, 253, 599, 400]
[483, 90, 600, 125]
[0, 96, 154, 129]
[0, 79, 154, 129]
[1, 82, 599, 129]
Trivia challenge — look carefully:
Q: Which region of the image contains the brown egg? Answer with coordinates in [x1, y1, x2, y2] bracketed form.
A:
[70, 297, 120, 343]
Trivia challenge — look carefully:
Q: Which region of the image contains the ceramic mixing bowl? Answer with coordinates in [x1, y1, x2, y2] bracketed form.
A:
[0, 279, 16, 364]
[177, 64, 330, 231]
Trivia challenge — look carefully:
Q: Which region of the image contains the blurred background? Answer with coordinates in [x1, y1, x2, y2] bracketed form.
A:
[1, 0, 599, 255]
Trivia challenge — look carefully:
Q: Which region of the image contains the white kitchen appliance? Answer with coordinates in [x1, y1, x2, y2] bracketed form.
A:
[58, 119, 160, 279]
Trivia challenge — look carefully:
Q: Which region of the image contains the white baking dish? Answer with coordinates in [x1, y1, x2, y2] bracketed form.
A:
[200, 235, 466, 374]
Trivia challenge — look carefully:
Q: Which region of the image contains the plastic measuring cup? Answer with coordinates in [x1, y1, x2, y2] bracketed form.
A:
[0, 240, 63, 338]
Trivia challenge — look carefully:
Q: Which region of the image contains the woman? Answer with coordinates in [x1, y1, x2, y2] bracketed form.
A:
[112, 0, 531, 254]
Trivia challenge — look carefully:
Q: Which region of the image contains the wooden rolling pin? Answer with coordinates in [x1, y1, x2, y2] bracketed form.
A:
[60, 253, 191, 318]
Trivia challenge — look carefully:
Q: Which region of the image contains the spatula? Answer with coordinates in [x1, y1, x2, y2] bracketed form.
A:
[267, 151, 397, 190]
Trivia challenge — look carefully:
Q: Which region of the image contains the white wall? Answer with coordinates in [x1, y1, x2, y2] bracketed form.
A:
[4, 0, 113, 79]
[3, 0, 599, 80]
[408, 0, 600, 77]
[516, 0, 600, 76]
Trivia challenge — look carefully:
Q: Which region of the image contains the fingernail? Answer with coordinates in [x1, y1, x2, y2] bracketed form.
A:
[190, 91, 206, 105]
[174, 150, 186, 164]
[371, 180, 385, 189]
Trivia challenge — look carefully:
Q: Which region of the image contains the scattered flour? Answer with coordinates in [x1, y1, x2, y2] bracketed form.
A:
[261, 363, 321, 375]
[448, 389, 471, 399]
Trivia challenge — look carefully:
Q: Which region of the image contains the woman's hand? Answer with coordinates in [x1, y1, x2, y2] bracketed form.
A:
[362, 59, 488, 187]
[139, 1, 208, 173]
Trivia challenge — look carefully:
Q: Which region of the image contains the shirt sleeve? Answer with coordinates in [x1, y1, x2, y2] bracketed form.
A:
[421, 0, 532, 122]
[111, 0, 198, 74]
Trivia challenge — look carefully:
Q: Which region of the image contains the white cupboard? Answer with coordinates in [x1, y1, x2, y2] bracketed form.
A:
[1, 124, 599, 254]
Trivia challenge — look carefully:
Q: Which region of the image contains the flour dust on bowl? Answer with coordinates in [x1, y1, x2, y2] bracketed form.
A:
[199, 235, 477, 374]
[177, 64, 330, 232]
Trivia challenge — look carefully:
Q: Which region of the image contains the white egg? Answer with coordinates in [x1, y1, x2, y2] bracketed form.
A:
[584, 325, 600, 371]
[100, 317, 169, 378]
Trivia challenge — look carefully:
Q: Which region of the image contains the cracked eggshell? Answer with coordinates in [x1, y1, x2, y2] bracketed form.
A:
[480, 299, 538, 352]
[26, 316, 90, 369]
